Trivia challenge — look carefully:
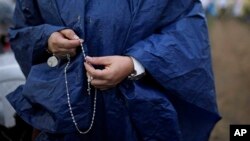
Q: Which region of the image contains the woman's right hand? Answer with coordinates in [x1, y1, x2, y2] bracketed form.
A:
[48, 29, 82, 57]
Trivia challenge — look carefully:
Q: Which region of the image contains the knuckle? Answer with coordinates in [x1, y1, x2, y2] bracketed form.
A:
[65, 30, 71, 35]
[51, 40, 58, 46]
[91, 71, 96, 77]
[105, 75, 113, 81]
[103, 79, 109, 85]
[63, 29, 70, 32]
[66, 29, 74, 36]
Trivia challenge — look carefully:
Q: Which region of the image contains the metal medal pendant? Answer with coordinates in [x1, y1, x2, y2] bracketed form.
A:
[47, 55, 59, 67]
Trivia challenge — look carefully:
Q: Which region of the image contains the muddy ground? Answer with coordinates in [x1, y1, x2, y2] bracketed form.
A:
[208, 18, 250, 141]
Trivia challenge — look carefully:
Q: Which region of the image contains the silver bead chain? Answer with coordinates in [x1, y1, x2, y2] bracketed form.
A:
[64, 39, 97, 134]
[80, 40, 92, 95]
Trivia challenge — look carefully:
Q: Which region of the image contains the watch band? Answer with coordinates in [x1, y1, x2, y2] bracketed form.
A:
[128, 57, 145, 80]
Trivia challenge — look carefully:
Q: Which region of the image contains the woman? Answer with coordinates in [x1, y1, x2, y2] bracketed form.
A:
[7, 0, 220, 141]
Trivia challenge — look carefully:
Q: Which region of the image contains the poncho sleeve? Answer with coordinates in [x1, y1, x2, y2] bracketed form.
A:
[9, 0, 65, 77]
[125, 0, 219, 114]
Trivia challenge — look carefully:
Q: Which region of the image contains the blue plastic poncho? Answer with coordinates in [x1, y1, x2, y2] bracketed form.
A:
[7, 0, 220, 141]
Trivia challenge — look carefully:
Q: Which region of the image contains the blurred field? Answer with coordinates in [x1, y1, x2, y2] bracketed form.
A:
[208, 18, 250, 141]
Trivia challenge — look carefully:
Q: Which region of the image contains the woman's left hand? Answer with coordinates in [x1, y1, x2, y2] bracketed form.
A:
[84, 56, 134, 90]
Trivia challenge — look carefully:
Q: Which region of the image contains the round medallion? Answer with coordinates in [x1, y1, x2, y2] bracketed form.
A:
[47, 56, 59, 67]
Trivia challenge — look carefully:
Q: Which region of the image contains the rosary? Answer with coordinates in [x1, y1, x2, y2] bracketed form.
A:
[47, 39, 97, 134]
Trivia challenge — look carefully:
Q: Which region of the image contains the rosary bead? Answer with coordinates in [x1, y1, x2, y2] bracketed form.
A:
[64, 39, 97, 134]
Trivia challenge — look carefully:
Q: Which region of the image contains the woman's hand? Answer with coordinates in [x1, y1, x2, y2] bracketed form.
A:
[48, 29, 82, 57]
[84, 56, 134, 90]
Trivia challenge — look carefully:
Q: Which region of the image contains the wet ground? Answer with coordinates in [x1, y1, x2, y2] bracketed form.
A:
[208, 18, 250, 141]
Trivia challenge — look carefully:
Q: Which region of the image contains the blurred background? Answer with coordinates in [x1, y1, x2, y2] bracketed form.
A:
[201, 0, 250, 141]
[0, 0, 249, 141]
[0, 0, 33, 141]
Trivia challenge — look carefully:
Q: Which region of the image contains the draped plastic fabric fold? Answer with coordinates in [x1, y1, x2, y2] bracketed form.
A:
[7, 0, 220, 140]
[7, 55, 94, 133]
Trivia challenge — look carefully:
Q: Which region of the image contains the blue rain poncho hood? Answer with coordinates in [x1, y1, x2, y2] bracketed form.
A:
[7, 0, 220, 141]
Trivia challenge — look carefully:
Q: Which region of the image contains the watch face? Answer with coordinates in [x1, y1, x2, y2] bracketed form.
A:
[128, 72, 146, 81]
[47, 56, 59, 67]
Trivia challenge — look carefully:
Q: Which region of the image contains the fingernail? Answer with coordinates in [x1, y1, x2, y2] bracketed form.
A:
[85, 56, 92, 60]
[73, 35, 80, 40]
[79, 39, 84, 43]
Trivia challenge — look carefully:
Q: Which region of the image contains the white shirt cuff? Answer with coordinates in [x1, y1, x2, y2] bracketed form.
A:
[130, 57, 145, 76]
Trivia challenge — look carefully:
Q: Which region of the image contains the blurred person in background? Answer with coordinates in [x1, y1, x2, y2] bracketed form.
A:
[0, 0, 14, 53]
[243, 0, 250, 22]
[0, 0, 32, 141]
[218, 0, 229, 17]
[201, 0, 218, 17]
[233, 0, 244, 17]
[208, 0, 218, 17]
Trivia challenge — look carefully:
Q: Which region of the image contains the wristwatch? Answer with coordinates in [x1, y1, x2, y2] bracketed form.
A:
[128, 57, 146, 80]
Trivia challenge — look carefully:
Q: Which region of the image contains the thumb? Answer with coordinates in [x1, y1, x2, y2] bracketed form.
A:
[60, 29, 79, 40]
[85, 56, 111, 66]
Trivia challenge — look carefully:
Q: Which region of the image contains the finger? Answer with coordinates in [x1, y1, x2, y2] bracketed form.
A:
[48, 32, 80, 54]
[53, 46, 76, 55]
[93, 83, 113, 90]
[59, 38, 81, 49]
[85, 56, 111, 66]
[91, 79, 108, 87]
[84, 62, 109, 79]
[59, 29, 79, 40]
[48, 32, 63, 53]
[55, 49, 76, 57]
